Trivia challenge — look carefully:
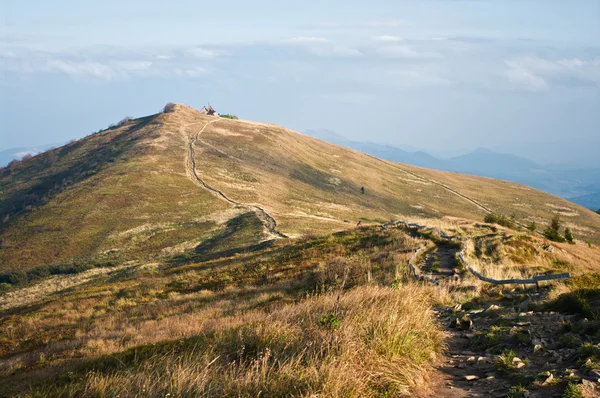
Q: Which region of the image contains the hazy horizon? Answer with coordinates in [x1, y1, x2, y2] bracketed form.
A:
[1, 0, 599, 165]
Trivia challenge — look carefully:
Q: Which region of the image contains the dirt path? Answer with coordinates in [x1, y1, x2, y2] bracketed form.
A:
[184, 119, 287, 239]
[420, 243, 461, 281]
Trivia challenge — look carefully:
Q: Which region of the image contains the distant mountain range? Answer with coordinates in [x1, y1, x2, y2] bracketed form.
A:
[0, 144, 60, 167]
[304, 129, 600, 211]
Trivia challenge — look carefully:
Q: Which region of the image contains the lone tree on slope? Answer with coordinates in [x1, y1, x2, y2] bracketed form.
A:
[360, 186, 365, 195]
[543, 216, 566, 242]
[564, 227, 575, 244]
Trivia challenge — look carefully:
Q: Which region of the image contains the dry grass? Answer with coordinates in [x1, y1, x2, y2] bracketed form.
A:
[36, 285, 442, 398]
[1, 226, 447, 397]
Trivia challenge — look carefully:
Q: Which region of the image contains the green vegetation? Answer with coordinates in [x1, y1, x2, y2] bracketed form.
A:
[543, 274, 600, 320]
[484, 213, 515, 229]
[565, 227, 575, 244]
[219, 114, 238, 120]
[507, 385, 528, 398]
[544, 216, 566, 242]
[527, 221, 537, 233]
[563, 382, 584, 398]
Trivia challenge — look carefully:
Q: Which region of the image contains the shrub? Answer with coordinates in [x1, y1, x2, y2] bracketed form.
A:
[563, 382, 584, 398]
[527, 222, 536, 233]
[507, 385, 528, 398]
[219, 114, 238, 120]
[564, 228, 575, 244]
[163, 102, 177, 113]
[116, 116, 132, 127]
[484, 213, 515, 229]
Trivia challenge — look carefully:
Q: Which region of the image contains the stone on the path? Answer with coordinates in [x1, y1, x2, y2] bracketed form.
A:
[464, 375, 479, 381]
[485, 304, 501, 312]
[541, 372, 554, 385]
[460, 317, 473, 331]
[456, 362, 467, 369]
[449, 318, 460, 328]
[515, 362, 526, 369]
[534, 344, 544, 353]
[477, 356, 492, 364]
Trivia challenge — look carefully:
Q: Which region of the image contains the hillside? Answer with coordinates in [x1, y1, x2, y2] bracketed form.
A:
[1, 105, 600, 397]
[1, 104, 600, 273]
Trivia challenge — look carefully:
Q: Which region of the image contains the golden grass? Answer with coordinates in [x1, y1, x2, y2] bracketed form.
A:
[38, 285, 442, 398]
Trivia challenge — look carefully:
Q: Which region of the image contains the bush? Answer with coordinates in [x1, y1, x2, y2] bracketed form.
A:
[527, 222, 536, 233]
[484, 213, 515, 229]
[564, 228, 575, 244]
[219, 114, 238, 120]
[116, 116, 132, 127]
[163, 102, 177, 113]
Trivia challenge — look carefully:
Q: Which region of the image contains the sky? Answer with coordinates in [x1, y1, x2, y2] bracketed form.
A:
[1, 0, 599, 164]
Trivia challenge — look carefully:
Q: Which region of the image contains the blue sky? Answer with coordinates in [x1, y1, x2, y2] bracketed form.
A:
[1, 0, 599, 164]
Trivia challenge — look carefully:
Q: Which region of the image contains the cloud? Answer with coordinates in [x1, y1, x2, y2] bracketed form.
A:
[374, 35, 403, 42]
[302, 19, 406, 30]
[376, 45, 442, 60]
[503, 56, 600, 91]
[186, 47, 218, 59]
[44, 59, 153, 80]
[176, 66, 207, 77]
[282, 36, 330, 44]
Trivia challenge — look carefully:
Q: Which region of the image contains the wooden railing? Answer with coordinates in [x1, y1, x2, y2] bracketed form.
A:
[384, 221, 570, 286]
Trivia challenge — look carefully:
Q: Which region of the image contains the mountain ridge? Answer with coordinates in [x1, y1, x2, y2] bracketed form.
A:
[2, 105, 600, 272]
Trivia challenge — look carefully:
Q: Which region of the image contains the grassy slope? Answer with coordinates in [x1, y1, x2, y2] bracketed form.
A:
[1, 104, 599, 274]
[0, 227, 442, 397]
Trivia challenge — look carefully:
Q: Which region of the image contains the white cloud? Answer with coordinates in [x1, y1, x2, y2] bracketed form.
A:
[377, 45, 442, 60]
[177, 66, 207, 77]
[303, 19, 406, 30]
[156, 54, 174, 60]
[44, 59, 153, 80]
[282, 36, 330, 44]
[374, 35, 403, 42]
[503, 56, 600, 91]
[186, 47, 218, 59]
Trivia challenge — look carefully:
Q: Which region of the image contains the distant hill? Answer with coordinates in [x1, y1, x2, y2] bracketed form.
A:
[304, 130, 600, 211]
[0, 144, 60, 168]
[2, 106, 600, 271]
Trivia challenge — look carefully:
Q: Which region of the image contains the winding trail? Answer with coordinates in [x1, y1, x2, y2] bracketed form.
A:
[184, 118, 287, 239]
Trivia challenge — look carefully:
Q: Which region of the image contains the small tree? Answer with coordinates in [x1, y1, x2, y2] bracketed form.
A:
[527, 222, 536, 233]
[163, 102, 177, 113]
[360, 186, 365, 195]
[543, 216, 565, 242]
[564, 228, 575, 244]
[597, 208, 600, 215]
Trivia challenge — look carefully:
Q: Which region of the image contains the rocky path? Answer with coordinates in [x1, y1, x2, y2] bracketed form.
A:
[184, 119, 287, 239]
[428, 295, 600, 398]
